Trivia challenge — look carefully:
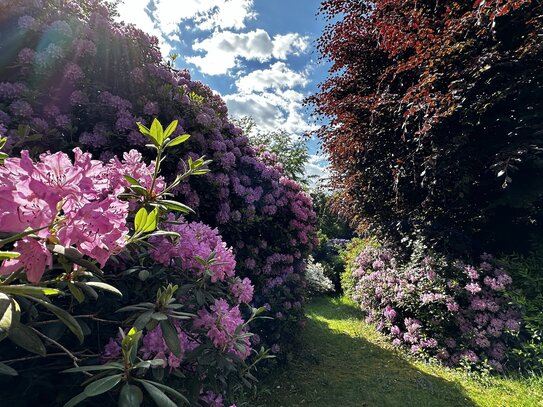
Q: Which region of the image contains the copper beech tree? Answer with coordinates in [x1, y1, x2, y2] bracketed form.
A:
[309, 0, 543, 255]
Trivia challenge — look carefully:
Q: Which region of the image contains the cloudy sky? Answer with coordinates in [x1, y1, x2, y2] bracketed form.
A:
[116, 0, 329, 186]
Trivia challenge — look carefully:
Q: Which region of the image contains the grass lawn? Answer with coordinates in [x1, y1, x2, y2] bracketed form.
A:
[253, 296, 543, 407]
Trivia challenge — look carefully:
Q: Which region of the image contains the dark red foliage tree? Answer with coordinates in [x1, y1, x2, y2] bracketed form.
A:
[309, 0, 543, 256]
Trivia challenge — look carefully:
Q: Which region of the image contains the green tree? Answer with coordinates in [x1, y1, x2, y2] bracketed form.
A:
[234, 117, 311, 185]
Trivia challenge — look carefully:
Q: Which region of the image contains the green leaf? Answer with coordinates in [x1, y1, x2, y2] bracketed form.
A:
[116, 304, 153, 313]
[159, 319, 181, 357]
[67, 282, 85, 304]
[151, 312, 168, 321]
[83, 374, 122, 397]
[118, 384, 143, 407]
[84, 282, 122, 297]
[30, 297, 84, 343]
[129, 185, 150, 197]
[133, 310, 154, 331]
[0, 226, 50, 248]
[63, 363, 123, 373]
[159, 200, 194, 214]
[136, 122, 151, 136]
[139, 381, 178, 407]
[150, 119, 164, 146]
[0, 285, 61, 297]
[9, 323, 46, 356]
[166, 134, 190, 148]
[0, 362, 17, 376]
[163, 120, 178, 139]
[123, 175, 142, 186]
[146, 231, 180, 241]
[0, 293, 13, 341]
[47, 245, 103, 275]
[136, 379, 188, 405]
[134, 207, 158, 234]
[134, 207, 148, 233]
[63, 391, 88, 407]
[0, 251, 20, 260]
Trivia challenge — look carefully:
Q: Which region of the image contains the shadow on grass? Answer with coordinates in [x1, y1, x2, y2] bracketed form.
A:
[256, 296, 477, 407]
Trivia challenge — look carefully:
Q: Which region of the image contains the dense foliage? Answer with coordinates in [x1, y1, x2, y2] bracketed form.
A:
[499, 246, 543, 371]
[310, 0, 543, 256]
[0, 0, 317, 366]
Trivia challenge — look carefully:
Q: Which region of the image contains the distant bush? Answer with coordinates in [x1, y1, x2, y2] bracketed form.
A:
[304, 256, 334, 296]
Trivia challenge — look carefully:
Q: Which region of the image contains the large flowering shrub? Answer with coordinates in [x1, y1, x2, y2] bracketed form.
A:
[0, 0, 317, 358]
[349, 246, 521, 371]
[0, 120, 273, 407]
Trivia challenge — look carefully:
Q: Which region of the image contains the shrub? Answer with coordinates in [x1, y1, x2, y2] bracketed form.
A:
[349, 245, 521, 371]
[0, 120, 275, 406]
[304, 256, 334, 296]
[0, 0, 317, 359]
[312, 237, 349, 292]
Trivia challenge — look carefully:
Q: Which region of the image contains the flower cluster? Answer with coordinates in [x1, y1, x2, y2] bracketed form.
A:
[150, 216, 236, 283]
[0, 149, 130, 282]
[193, 299, 251, 358]
[350, 247, 521, 370]
[139, 322, 198, 370]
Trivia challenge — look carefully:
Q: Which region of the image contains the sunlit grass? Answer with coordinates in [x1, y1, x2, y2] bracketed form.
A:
[253, 296, 543, 407]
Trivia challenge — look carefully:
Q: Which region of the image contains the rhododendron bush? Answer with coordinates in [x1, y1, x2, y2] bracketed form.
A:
[0, 120, 275, 406]
[0, 0, 317, 369]
[347, 245, 521, 371]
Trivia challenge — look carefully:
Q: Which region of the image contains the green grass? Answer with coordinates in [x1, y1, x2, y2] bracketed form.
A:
[253, 296, 543, 407]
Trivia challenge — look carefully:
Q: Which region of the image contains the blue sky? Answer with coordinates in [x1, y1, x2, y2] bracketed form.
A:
[116, 0, 329, 184]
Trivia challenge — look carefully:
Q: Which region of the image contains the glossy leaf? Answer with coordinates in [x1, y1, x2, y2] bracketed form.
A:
[159, 319, 181, 357]
[83, 374, 122, 397]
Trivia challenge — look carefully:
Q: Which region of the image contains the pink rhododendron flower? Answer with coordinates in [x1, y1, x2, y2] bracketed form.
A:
[0, 148, 130, 281]
[193, 299, 250, 358]
[0, 237, 52, 283]
[151, 216, 236, 282]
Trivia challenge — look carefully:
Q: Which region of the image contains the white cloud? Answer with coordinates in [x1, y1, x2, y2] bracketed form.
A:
[272, 33, 309, 59]
[224, 89, 316, 135]
[235, 62, 309, 93]
[187, 29, 309, 75]
[116, 0, 256, 57]
[305, 154, 330, 189]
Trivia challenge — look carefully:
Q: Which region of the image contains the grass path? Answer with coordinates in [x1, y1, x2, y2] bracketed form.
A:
[255, 296, 542, 407]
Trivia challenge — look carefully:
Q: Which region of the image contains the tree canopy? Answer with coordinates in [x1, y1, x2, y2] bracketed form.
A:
[310, 0, 543, 256]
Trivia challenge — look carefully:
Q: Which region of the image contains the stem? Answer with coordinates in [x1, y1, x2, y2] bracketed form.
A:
[31, 327, 83, 370]
[149, 146, 163, 196]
